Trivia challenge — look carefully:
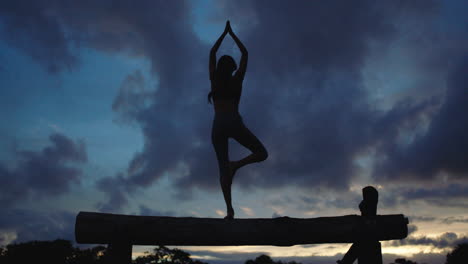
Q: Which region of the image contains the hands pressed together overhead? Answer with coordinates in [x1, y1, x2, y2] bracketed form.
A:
[224, 20, 234, 35]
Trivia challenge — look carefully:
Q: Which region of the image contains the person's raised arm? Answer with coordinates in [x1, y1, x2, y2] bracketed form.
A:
[209, 22, 229, 81]
[228, 22, 248, 80]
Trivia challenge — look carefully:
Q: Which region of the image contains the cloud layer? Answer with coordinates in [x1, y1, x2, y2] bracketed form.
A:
[0, 133, 86, 244]
[1, 1, 467, 214]
[0, 133, 86, 206]
[376, 58, 468, 181]
[389, 232, 468, 249]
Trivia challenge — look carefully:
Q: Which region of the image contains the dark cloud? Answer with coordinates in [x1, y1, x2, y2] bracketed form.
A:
[402, 184, 468, 200]
[84, 0, 212, 208]
[377, 183, 468, 208]
[231, 1, 394, 73]
[0, 0, 209, 210]
[95, 173, 130, 212]
[137, 205, 176, 217]
[0, 133, 87, 206]
[407, 225, 418, 235]
[388, 232, 468, 249]
[409, 216, 437, 223]
[265, 190, 363, 215]
[0, 1, 78, 73]
[375, 57, 468, 181]
[442, 216, 468, 225]
[0, 0, 198, 73]
[112, 70, 154, 123]
[0, 131, 86, 245]
[407, 215, 468, 225]
[400, 184, 468, 207]
[0, 209, 75, 245]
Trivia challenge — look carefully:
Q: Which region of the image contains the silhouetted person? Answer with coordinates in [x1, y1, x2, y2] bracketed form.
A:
[208, 21, 268, 219]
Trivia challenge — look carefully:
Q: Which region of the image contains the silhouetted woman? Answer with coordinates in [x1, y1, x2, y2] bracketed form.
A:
[209, 21, 268, 219]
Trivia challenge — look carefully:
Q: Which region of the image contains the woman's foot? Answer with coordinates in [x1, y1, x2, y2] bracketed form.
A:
[224, 208, 235, 220]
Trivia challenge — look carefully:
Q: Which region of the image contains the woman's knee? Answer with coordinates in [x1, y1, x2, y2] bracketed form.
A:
[219, 165, 229, 179]
[256, 147, 268, 162]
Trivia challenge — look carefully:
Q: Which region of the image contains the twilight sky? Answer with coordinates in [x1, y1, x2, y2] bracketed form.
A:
[1, 1, 468, 263]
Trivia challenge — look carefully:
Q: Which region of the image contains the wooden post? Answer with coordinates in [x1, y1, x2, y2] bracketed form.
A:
[339, 186, 389, 264]
[358, 186, 382, 264]
[107, 241, 132, 264]
[105, 223, 132, 264]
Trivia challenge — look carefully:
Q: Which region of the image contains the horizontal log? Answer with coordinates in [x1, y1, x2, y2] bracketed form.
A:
[75, 212, 408, 246]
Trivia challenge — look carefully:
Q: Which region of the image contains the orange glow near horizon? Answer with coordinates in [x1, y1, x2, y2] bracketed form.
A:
[131, 244, 451, 260]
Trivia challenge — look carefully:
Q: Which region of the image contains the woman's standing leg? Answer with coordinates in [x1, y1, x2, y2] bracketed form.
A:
[212, 122, 235, 219]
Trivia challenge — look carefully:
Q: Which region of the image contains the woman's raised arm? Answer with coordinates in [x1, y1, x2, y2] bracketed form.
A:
[209, 22, 229, 80]
[228, 22, 248, 80]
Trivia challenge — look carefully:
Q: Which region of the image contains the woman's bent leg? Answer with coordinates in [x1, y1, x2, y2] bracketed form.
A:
[231, 121, 268, 172]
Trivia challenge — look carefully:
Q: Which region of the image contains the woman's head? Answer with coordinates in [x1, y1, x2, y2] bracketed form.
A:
[208, 55, 237, 104]
[216, 55, 237, 76]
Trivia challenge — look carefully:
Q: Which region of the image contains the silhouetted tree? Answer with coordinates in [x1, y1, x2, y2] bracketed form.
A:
[0, 240, 212, 264]
[245, 255, 275, 264]
[389, 258, 418, 264]
[446, 243, 468, 264]
[0, 240, 108, 264]
[3, 239, 74, 264]
[71, 245, 107, 264]
[133, 245, 208, 264]
[245, 254, 302, 264]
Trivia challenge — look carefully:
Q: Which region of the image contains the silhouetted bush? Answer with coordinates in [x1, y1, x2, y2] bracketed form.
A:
[71, 245, 107, 264]
[245, 255, 275, 264]
[389, 258, 418, 264]
[0, 240, 107, 264]
[133, 245, 207, 264]
[0, 241, 206, 264]
[6, 240, 467, 264]
[245, 254, 302, 264]
[2, 239, 74, 264]
[446, 243, 468, 264]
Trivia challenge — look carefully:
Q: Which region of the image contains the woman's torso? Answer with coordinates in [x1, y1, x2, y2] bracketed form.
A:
[211, 75, 243, 113]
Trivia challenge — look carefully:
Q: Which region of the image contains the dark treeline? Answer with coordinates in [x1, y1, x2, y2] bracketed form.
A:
[245, 254, 302, 264]
[0, 240, 466, 264]
[0, 240, 206, 264]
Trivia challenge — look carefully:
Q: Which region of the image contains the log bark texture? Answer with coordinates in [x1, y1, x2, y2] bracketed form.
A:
[75, 212, 407, 246]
